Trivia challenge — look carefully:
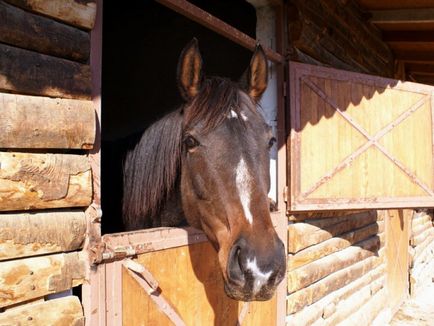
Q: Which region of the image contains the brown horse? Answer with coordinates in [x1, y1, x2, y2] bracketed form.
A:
[123, 39, 285, 301]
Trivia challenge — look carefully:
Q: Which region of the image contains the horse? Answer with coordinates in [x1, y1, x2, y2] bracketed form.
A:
[122, 38, 286, 301]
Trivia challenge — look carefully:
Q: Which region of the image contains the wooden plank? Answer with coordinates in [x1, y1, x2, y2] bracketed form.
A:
[123, 242, 276, 326]
[4, 0, 97, 30]
[288, 222, 380, 271]
[358, 0, 434, 10]
[156, 0, 283, 64]
[0, 296, 84, 325]
[288, 236, 380, 293]
[286, 255, 383, 314]
[0, 152, 92, 211]
[0, 92, 95, 149]
[0, 1, 89, 62]
[0, 211, 86, 261]
[288, 211, 378, 253]
[370, 8, 434, 24]
[0, 43, 91, 99]
[0, 252, 84, 308]
[386, 209, 410, 312]
[289, 62, 434, 211]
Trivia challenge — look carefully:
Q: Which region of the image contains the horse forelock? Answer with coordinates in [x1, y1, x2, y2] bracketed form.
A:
[183, 77, 260, 132]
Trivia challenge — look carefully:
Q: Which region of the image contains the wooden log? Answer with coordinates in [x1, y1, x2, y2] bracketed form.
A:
[288, 0, 393, 76]
[288, 211, 377, 253]
[0, 92, 95, 149]
[286, 265, 385, 326]
[0, 252, 84, 308]
[0, 43, 91, 100]
[411, 220, 433, 241]
[325, 277, 385, 325]
[411, 228, 434, 247]
[0, 1, 89, 62]
[411, 213, 432, 228]
[288, 236, 379, 293]
[286, 255, 382, 314]
[0, 296, 84, 325]
[4, 0, 97, 30]
[288, 222, 380, 271]
[337, 288, 387, 326]
[0, 211, 86, 261]
[413, 232, 434, 263]
[0, 152, 92, 211]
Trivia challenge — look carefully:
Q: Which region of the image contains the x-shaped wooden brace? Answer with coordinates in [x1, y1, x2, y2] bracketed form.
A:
[300, 77, 433, 200]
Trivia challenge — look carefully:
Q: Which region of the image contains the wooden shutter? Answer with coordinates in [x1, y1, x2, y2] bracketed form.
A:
[289, 62, 434, 211]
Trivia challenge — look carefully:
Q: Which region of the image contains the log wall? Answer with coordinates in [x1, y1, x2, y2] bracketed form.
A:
[0, 0, 97, 322]
[409, 209, 434, 296]
[286, 0, 399, 324]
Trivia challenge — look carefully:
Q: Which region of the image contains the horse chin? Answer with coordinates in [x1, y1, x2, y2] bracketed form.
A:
[223, 282, 275, 302]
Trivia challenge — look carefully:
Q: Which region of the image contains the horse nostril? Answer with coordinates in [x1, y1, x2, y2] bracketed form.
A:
[227, 244, 246, 287]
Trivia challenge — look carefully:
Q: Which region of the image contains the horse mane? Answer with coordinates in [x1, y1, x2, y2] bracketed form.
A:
[123, 77, 250, 229]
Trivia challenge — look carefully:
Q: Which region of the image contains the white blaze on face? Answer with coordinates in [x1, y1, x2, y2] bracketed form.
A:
[246, 257, 272, 294]
[236, 157, 253, 224]
[229, 110, 238, 119]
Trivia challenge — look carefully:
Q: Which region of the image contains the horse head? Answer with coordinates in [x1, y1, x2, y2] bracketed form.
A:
[178, 39, 286, 301]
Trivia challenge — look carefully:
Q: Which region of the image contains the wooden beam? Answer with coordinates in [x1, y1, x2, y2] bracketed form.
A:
[0, 252, 84, 308]
[0, 296, 84, 325]
[0, 152, 92, 212]
[394, 50, 434, 63]
[0, 43, 91, 99]
[383, 31, 434, 43]
[0, 211, 86, 261]
[370, 8, 434, 24]
[0, 92, 95, 149]
[4, 0, 97, 30]
[0, 1, 89, 62]
[155, 0, 284, 64]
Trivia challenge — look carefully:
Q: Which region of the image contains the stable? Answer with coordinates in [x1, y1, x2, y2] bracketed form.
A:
[0, 0, 434, 325]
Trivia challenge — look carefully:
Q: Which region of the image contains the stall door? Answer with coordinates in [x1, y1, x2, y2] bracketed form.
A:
[289, 62, 434, 212]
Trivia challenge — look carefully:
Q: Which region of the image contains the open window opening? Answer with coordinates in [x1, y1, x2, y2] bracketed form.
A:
[101, 0, 257, 234]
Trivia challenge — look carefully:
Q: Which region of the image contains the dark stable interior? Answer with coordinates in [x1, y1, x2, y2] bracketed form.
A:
[101, 0, 256, 234]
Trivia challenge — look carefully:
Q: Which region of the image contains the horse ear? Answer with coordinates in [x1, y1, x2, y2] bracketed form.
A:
[247, 44, 268, 101]
[177, 38, 203, 101]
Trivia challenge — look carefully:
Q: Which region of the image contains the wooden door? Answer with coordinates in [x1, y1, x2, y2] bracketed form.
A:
[386, 209, 410, 311]
[289, 62, 434, 211]
[101, 220, 285, 326]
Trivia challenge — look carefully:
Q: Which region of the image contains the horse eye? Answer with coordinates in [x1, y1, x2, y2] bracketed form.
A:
[268, 137, 276, 148]
[185, 135, 200, 149]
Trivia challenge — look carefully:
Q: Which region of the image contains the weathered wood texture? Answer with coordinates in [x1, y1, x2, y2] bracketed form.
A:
[288, 222, 380, 270]
[286, 265, 384, 326]
[0, 252, 84, 308]
[0, 152, 92, 211]
[0, 43, 91, 99]
[0, 92, 95, 149]
[287, 255, 383, 314]
[123, 242, 276, 326]
[0, 211, 86, 261]
[289, 62, 434, 211]
[386, 209, 411, 312]
[4, 0, 97, 30]
[0, 296, 84, 325]
[0, 1, 89, 62]
[288, 235, 380, 293]
[287, 0, 394, 77]
[288, 211, 378, 253]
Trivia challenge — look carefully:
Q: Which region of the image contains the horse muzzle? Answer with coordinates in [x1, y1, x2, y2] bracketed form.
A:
[224, 236, 286, 301]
